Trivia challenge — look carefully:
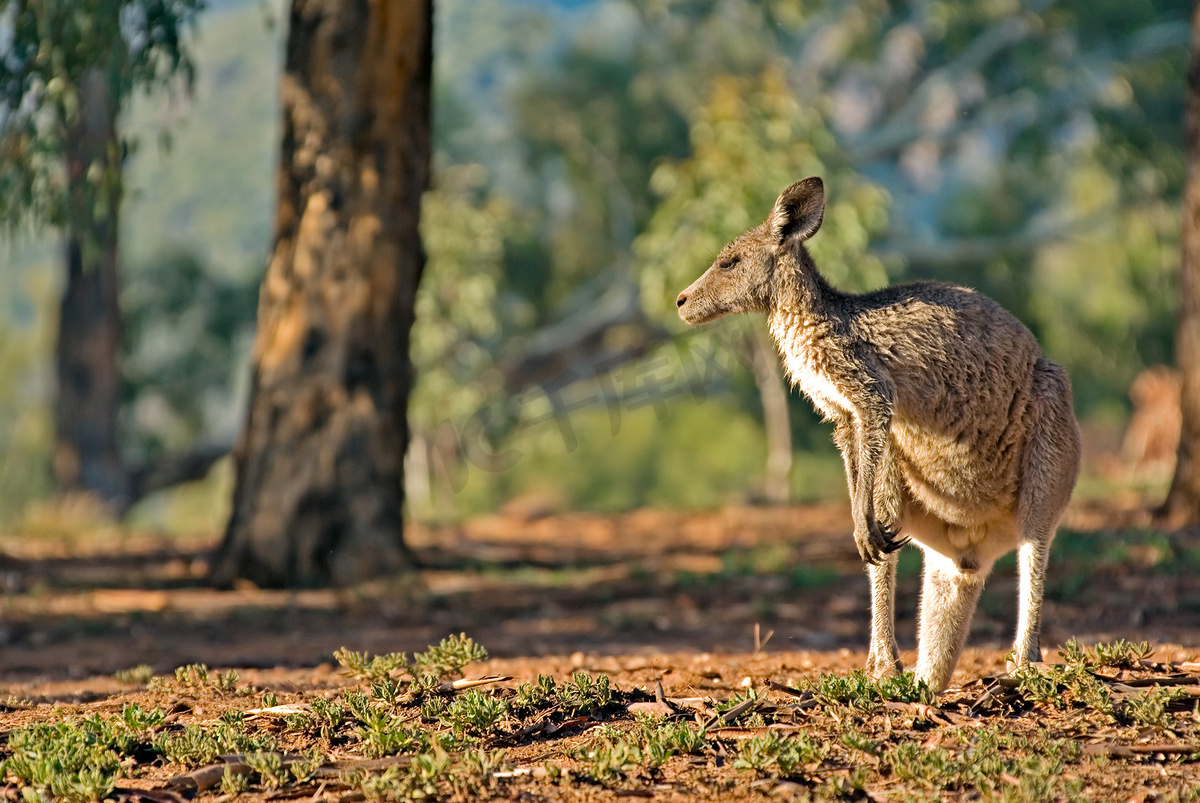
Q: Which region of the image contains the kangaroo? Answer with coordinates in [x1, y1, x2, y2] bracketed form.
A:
[676, 177, 1081, 692]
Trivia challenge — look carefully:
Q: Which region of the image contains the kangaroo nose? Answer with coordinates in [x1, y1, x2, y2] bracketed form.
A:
[676, 292, 688, 308]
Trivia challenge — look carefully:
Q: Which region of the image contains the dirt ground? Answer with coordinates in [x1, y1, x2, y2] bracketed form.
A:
[2, 500, 1200, 800]
[0, 499, 1196, 681]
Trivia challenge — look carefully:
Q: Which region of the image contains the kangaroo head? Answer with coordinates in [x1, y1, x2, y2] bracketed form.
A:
[676, 177, 825, 324]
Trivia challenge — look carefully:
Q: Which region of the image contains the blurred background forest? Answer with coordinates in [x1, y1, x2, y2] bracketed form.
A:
[0, 0, 1191, 534]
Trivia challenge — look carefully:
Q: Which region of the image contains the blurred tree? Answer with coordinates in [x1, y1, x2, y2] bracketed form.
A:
[0, 0, 203, 508]
[406, 165, 527, 519]
[636, 66, 891, 501]
[120, 249, 258, 462]
[211, 0, 432, 587]
[1161, 0, 1200, 525]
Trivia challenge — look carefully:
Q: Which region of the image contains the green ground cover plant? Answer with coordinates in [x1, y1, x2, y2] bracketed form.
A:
[4, 633, 1199, 802]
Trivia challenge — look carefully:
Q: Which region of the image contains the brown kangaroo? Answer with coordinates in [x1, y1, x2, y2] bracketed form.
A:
[676, 177, 1081, 692]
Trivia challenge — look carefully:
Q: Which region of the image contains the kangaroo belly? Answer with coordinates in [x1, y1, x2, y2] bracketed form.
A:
[891, 420, 1020, 528]
[899, 499, 1020, 570]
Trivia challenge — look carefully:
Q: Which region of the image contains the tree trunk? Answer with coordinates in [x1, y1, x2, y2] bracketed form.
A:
[1162, 1, 1200, 526]
[54, 70, 129, 506]
[212, 0, 432, 587]
[747, 324, 792, 505]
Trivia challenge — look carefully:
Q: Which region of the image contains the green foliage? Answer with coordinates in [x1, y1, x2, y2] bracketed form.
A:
[806, 670, 934, 714]
[120, 249, 258, 461]
[114, 664, 156, 686]
[887, 725, 1083, 800]
[335, 634, 486, 691]
[219, 765, 251, 795]
[0, 0, 202, 233]
[243, 751, 286, 790]
[575, 732, 645, 783]
[308, 696, 346, 740]
[3, 722, 121, 802]
[556, 672, 613, 716]
[1120, 686, 1188, 730]
[714, 687, 759, 721]
[413, 633, 489, 678]
[629, 716, 707, 765]
[1014, 661, 1116, 719]
[412, 167, 520, 435]
[445, 689, 509, 739]
[154, 717, 278, 767]
[356, 711, 424, 758]
[334, 648, 410, 684]
[1059, 637, 1154, 670]
[512, 671, 620, 719]
[164, 663, 239, 693]
[0, 270, 54, 522]
[513, 673, 559, 713]
[636, 65, 891, 316]
[733, 730, 824, 777]
[2, 704, 170, 802]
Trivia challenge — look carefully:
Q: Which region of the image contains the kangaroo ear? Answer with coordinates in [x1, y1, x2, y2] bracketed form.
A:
[770, 177, 825, 245]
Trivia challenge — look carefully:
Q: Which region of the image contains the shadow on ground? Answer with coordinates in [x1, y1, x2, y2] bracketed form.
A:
[1, 502, 1198, 682]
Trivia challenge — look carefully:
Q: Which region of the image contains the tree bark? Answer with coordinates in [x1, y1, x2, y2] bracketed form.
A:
[212, 0, 432, 587]
[1161, 1, 1200, 526]
[54, 69, 129, 506]
[747, 324, 792, 505]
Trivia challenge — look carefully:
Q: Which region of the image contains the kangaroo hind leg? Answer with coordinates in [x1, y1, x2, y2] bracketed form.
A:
[913, 546, 987, 693]
[1012, 359, 1081, 667]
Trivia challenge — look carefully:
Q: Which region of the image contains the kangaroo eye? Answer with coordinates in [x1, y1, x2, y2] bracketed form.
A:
[718, 255, 740, 270]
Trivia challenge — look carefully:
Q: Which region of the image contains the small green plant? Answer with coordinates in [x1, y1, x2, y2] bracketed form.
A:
[310, 695, 346, 739]
[356, 709, 424, 758]
[334, 648, 410, 684]
[244, 751, 287, 790]
[4, 722, 121, 803]
[1059, 637, 1153, 670]
[840, 724, 880, 757]
[1121, 686, 1186, 729]
[557, 672, 613, 715]
[115, 664, 155, 685]
[154, 719, 278, 767]
[733, 731, 823, 777]
[220, 766, 251, 795]
[806, 670, 931, 714]
[1014, 661, 1115, 719]
[167, 663, 239, 693]
[289, 748, 327, 784]
[350, 746, 454, 801]
[625, 715, 708, 768]
[370, 676, 406, 706]
[446, 688, 509, 739]
[413, 633, 489, 678]
[513, 673, 558, 712]
[577, 734, 644, 783]
[715, 686, 759, 720]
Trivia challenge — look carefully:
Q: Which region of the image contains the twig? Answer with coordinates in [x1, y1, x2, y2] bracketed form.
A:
[438, 675, 512, 692]
[754, 623, 774, 653]
[1106, 675, 1200, 689]
[703, 697, 760, 730]
[766, 679, 810, 700]
[882, 701, 954, 727]
[1082, 742, 1200, 759]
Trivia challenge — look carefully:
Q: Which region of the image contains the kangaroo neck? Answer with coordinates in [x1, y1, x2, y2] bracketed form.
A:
[766, 247, 839, 327]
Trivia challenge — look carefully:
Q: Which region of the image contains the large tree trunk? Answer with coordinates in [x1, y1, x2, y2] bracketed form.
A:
[212, 0, 432, 587]
[54, 70, 129, 506]
[1162, 1, 1200, 526]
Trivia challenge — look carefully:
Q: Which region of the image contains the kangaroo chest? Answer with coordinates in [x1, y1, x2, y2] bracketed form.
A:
[769, 316, 854, 420]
